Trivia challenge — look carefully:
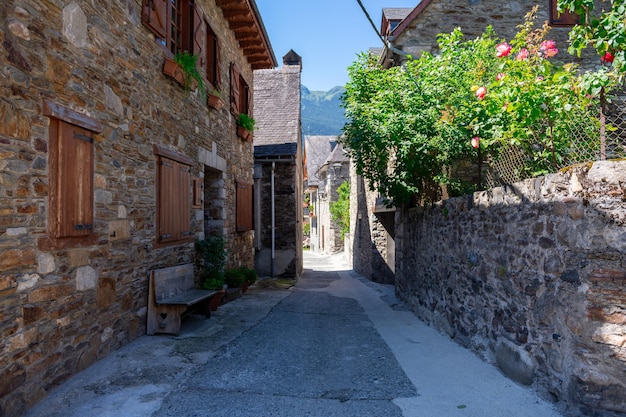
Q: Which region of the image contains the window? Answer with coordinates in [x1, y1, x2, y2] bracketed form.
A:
[549, 0, 578, 26]
[205, 21, 220, 89]
[230, 63, 251, 116]
[43, 100, 100, 246]
[236, 182, 253, 232]
[142, 0, 201, 55]
[154, 145, 194, 245]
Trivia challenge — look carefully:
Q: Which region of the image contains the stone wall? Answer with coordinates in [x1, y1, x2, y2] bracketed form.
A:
[395, 161, 626, 416]
[0, 1, 257, 415]
[349, 162, 395, 284]
[317, 161, 349, 254]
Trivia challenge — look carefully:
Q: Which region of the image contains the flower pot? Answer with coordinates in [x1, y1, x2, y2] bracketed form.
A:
[242, 280, 250, 294]
[237, 125, 253, 142]
[208, 93, 225, 110]
[210, 289, 225, 311]
[163, 57, 186, 87]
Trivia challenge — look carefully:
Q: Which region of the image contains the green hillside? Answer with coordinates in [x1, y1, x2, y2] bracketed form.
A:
[301, 85, 347, 136]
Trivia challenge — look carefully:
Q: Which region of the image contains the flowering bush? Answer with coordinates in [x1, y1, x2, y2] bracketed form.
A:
[341, 8, 597, 205]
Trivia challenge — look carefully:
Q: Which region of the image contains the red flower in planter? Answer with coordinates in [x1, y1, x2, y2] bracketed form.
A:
[475, 86, 487, 100]
[471, 137, 480, 149]
[539, 40, 558, 58]
[516, 48, 529, 61]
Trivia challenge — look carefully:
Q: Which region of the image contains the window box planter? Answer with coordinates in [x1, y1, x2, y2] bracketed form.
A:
[237, 125, 253, 142]
[162, 56, 199, 92]
[207, 92, 225, 110]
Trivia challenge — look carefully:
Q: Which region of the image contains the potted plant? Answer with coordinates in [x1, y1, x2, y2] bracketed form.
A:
[207, 87, 225, 110]
[163, 51, 205, 97]
[196, 236, 227, 310]
[237, 113, 255, 142]
[224, 267, 246, 289]
[240, 266, 258, 293]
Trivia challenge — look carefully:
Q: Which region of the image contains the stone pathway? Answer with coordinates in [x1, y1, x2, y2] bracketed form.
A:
[24, 251, 563, 417]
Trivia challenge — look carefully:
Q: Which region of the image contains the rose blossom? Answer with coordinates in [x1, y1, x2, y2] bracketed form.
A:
[475, 86, 487, 100]
[601, 52, 615, 63]
[496, 43, 512, 58]
[496, 72, 505, 81]
[540, 40, 558, 58]
[516, 48, 529, 60]
[471, 137, 480, 149]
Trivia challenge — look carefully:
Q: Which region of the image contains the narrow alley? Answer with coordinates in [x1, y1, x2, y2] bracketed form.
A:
[24, 252, 562, 417]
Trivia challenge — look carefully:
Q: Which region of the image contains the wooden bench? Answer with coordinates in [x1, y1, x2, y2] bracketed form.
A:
[147, 264, 217, 335]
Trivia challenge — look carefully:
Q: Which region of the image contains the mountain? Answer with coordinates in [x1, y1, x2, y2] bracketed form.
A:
[301, 85, 347, 136]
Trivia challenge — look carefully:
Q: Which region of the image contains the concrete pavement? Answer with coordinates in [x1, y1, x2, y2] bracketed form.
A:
[24, 252, 563, 417]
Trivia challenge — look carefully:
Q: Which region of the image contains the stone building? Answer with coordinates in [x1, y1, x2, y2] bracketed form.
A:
[0, 0, 275, 415]
[316, 142, 350, 254]
[379, 0, 580, 68]
[303, 135, 335, 253]
[253, 50, 303, 278]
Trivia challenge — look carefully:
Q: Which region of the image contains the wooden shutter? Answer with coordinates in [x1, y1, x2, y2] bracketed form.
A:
[230, 63, 241, 115]
[142, 0, 168, 39]
[193, 4, 205, 70]
[158, 157, 192, 242]
[549, 0, 578, 26]
[206, 22, 219, 88]
[236, 182, 253, 232]
[52, 121, 94, 238]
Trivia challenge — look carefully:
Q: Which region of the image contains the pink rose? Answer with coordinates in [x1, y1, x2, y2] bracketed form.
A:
[496, 43, 512, 58]
[496, 72, 505, 81]
[475, 86, 486, 100]
[516, 48, 529, 60]
[539, 40, 558, 58]
[601, 52, 615, 63]
[471, 137, 480, 149]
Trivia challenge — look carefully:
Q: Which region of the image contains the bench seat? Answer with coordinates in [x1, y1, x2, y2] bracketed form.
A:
[147, 263, 218, 335]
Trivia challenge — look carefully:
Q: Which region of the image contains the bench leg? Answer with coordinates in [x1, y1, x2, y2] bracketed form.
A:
[147, 304, 186, 335]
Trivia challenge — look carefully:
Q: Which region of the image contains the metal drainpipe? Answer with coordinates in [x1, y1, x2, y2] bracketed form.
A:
[271, 161, 275, 278]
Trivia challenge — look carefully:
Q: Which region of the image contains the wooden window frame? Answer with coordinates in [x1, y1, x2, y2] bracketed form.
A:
[549, 0, 579, 27]
[40, 100, 101, 250]
[236, 181, 253, 232]
[142, 0, 194, 55]
[154, 144, 195, 247]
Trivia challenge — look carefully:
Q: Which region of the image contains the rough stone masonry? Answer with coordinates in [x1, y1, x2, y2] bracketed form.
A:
[395, 160, 625, 417]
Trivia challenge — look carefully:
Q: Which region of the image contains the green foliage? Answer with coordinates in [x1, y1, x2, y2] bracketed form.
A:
[224, 267, 246, 288]
[303, 222, 311, 236]
[224, 266, 257, 288]
[329, 181, 351, 239]
[559, 0, 626, 86]
[340, 9, 597, 205]
[238, 113, 256, 132]
[196, 236, 227, 290]
[174, 51, 206, 97]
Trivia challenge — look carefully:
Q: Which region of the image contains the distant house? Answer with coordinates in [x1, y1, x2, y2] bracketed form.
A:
[303, 135, 335, 252]
[253, 50, 303, 278]
[0, 0, 275, 415]
[315, 143, 350, 254]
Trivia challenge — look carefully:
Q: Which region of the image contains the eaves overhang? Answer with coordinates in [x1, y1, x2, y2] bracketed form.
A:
[215, 0, 277, 69]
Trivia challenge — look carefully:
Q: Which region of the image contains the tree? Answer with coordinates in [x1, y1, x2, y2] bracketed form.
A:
[329, 181, 350, 239]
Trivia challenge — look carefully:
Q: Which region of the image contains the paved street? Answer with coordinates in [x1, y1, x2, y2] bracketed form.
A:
[25, 252, 562, 417]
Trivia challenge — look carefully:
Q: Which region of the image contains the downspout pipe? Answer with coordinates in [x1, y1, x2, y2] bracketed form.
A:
[271, 162, 275, 277]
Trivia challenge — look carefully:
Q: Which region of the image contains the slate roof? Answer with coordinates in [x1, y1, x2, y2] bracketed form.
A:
[253, 50, 302, 157]
[304, 136, 336, 188]
[382, 7, 413, 21]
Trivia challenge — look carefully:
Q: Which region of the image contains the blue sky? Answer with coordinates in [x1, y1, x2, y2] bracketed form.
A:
[256, 0, 419, 92]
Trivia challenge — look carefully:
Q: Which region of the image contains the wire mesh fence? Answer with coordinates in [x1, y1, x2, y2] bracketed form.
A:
[483, 85, 626, 189]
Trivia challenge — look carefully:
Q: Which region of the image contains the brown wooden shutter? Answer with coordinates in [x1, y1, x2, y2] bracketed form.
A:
[236, 182, 253, 232]
[54, 122, 94, 238]
[158, 157, 176, 242]
[158, 156, 192, 243]
[549, 0, 578, 26]
[206, 22, 219, 88]
[230, 63, 241, 115]
[177, 162, 191, 239]
[215, 36, 221, 89]
[192, 176, 202, 208]
[193, 4, 205, 70]
[142, 0, 168, 39]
